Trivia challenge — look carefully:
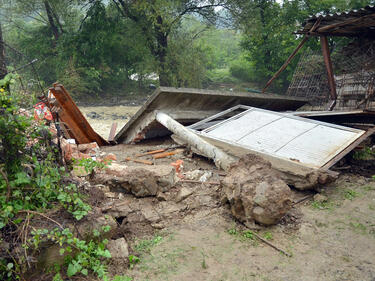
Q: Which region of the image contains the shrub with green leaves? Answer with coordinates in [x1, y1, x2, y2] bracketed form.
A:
[0, 76, 111, 280]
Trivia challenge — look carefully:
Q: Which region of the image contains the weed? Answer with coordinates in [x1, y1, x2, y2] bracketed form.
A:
[227, 228, 238, 235]
[243, 230, 254, 240]
[349, 222, 367, 234]
[369, 204, 375, 211]
[344, 189, 359, 200]
[73, 157, 110, 178]
[201, 252, 207, 269]
[263, 231, 273, 241]
[28, 226, 114, 280]
[311, 200, 334, 210]
[129, 255, 140, 269]
[341, 256, 351, 262]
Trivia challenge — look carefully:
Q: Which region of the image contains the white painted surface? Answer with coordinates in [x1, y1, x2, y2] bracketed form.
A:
[200, 107, 365, 168]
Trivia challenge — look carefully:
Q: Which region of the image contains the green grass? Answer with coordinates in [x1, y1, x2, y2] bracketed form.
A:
[311, 200, 335, 210]
[344, 189, 359, 200]
[134, 235, 163, 254]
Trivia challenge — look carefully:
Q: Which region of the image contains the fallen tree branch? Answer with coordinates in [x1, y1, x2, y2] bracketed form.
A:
[251, 231, 292, 257]
[292, 194, 314, 206]
[124, 157, 153, 165]
[18, 210, 63, 230]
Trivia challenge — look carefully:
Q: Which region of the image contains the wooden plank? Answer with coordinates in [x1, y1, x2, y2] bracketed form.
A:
[58, 85, 107, 145]
[136, 149, 166, 157]
[320, 36, 337, 106]
[153, 149, 184, 159]
[50, 84, 108, 146]
[317, 13, 375, 33]
[125, 157, 153, 165]
[108, 122, 118, 142]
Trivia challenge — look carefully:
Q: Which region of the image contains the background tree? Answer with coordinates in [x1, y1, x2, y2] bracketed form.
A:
[0, 23, 7, 80]
[111, 0, 227, 86]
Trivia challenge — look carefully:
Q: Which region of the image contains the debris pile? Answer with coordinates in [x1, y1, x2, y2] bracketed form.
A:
[31, 84, 375, 229]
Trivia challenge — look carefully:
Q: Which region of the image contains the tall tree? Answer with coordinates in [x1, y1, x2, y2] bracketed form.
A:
[112, 0, 226, 86]
[0, 22, 7, 80]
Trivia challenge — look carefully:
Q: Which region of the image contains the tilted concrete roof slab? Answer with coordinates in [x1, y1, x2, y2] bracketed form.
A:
[115, 87, 307, 144]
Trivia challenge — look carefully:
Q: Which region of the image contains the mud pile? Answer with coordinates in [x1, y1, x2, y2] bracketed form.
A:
[222, 154, 293, 225]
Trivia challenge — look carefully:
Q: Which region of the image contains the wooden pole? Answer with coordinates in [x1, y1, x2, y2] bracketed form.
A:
[320, 36, 337, 110]
[262, 18, 322, 93]
[155, 111, 236, 170]
[262, 37, 309, 93]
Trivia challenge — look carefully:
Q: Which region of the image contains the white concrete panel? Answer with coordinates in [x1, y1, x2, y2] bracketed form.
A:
[237, 117, 317, 152]
[201, 108, 365, 168]
[204, 110, 281, 141]
[276, 125, 362, 167]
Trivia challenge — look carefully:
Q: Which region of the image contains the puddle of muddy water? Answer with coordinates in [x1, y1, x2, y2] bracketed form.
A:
[79, 105, 140, 139]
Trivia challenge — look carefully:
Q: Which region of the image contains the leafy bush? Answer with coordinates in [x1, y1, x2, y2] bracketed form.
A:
[0, 75, 117, 280]
[229, 58, 254, 82]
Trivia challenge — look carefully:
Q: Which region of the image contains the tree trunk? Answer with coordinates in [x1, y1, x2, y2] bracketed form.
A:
[0, 23, 7, 80]
[155, 16, 169, 86]
[44, 0, 59, 46]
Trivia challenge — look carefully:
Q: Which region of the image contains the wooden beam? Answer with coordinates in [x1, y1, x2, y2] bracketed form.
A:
[321, 126, 375, 169]
[320, 36, 337, 108]
[50, 84, 108, 146]
[108, 122, 118, 142]
[262, 37, 309, 93]
[262, 18, 322, 93]
[317, 13, 375, 33]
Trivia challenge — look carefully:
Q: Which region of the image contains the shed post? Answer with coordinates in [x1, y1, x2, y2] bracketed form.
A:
[320, 36, 337, 110]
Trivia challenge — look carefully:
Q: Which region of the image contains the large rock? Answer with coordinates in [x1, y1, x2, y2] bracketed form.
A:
[107, 238, 129, 259]
[93, 163, 175, 197]
[222, 154, 292, 225]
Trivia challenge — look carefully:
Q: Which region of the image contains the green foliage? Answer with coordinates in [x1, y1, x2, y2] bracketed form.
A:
[73, 157, 109, 177]
[263, 231, 273, 241]
[29, 227, 112, 280]
[128, 255, 140, 269]
[243, 230, 254, 240]
[227, 228, 238, 235]
[353, 146, 375, 160]
[0, 85, 98, 280]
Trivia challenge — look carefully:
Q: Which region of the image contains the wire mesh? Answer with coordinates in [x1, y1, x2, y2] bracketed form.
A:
[287, 40, 375, 111]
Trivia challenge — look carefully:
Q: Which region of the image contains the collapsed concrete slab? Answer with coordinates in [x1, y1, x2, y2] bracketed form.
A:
[115, 87, 307, 144]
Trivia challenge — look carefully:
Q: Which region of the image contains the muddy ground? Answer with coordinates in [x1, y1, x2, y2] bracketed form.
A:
[80, 105, 375, 281]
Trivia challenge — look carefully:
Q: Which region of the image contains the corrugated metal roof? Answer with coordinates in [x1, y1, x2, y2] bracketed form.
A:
[298, 5, 375, 36]
[307, 5, 375, 21]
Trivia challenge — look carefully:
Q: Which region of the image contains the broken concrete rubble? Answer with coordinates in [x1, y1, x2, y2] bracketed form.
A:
[93, 163, 175, 197]
[107, 238, 129, 259]
[222, 154, 293, 226]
